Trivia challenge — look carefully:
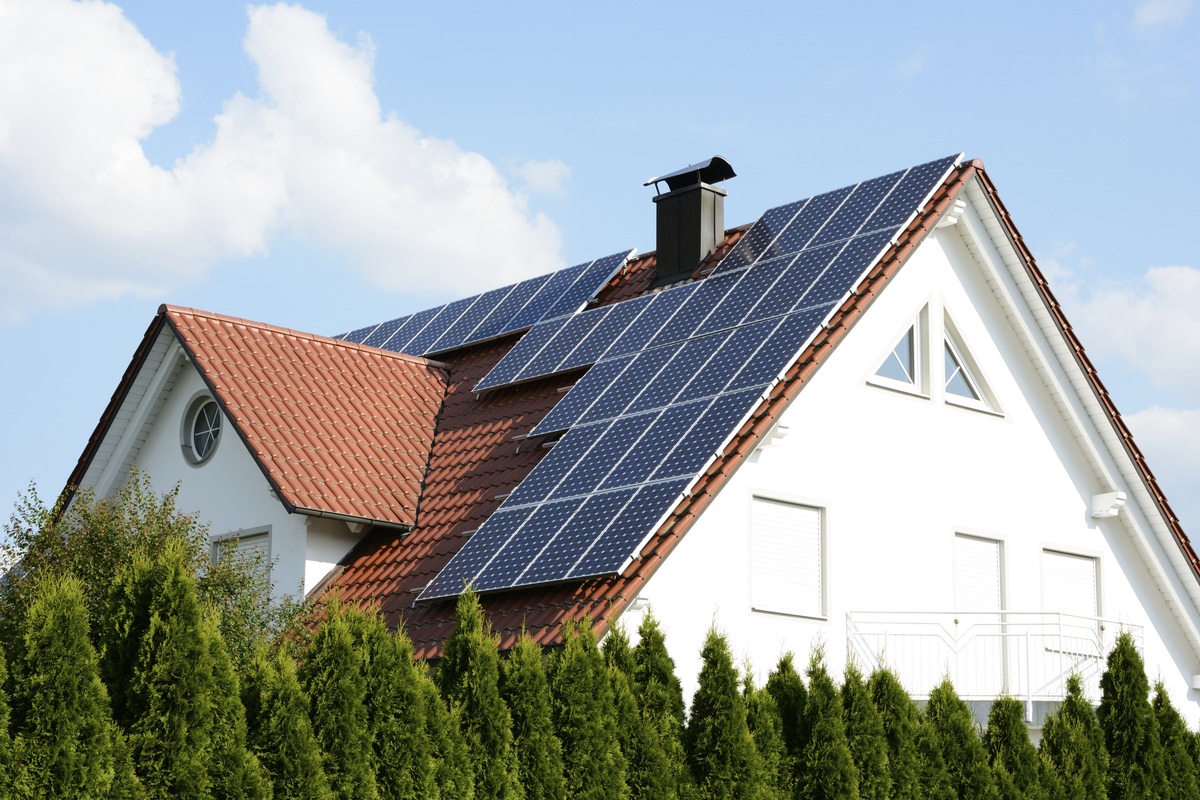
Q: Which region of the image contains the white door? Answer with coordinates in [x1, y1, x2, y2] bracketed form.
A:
[953, 534, 1004, 697]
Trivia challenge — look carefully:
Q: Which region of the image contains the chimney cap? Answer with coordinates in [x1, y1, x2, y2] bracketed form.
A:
[644, 156, 736, 194]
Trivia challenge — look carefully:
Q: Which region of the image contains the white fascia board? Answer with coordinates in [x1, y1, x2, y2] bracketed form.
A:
[955, 176, 1200, 661]
[85, 330, 183, 498]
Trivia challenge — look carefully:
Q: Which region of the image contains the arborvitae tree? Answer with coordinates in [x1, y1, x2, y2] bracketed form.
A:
[765, 653, 808, 788]
[13, 574, 115, 799]
[437, 588, 522, 800]
[799, 650, 859, 800]
[502, 633, 566, 800]
[1152, 682, 1200, 800]
[0, 651, 10, 798]
[419, 667, 475, 800]
[202, 612, 270, 800]
[300, 603, 379, 800]
[1, 475, 286, 672]
[350, 609, 437, 799]
[632, 612, 690, 796]
[1039, 674, 1107, 800]
[841, 663, 889, 800]
[913, 719, 958, 800]
[550, 618, 627, 800]
[868, 668, 947, 800]
[983, 697, 1043, 800]
[242, 648, 333, 800]
[744, 673, 790, 799]
[604, 625, 673, 800]
[925, 679, 999, 800]
[685, 627, 763, 800]
[102, 540, 216, 800]
[1097, 632, 1166, 800]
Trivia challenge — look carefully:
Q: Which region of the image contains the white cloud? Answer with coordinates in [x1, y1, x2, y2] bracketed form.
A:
[512, 159, 571, 196]
[1134, 0, 1193, 28]
[894, 52, 926, 80]
[1054, 263, 1200, 396]
[1126, 406, 1200, 533]
[0, 1, 563, 323]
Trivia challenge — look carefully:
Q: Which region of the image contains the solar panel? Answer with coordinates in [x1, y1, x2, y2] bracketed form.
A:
[419, 154, 962, 602]
[336, 250, 631, 358]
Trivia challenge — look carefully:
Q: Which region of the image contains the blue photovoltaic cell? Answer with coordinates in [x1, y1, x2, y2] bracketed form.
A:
[360, 315, 408, 348]
[606, 282, 697, 358]
[507, 263, 585, 331]
[531, 355, 633, 436]
[809, 170, 903, 247]
[802, 231, 894, 307]
[647, 269, 740, 349]
[340, 322, 380, 344]
[568, 478, 690, 579]
[520, 312, 604, 380]
[626, 333, 727, 414]
[515, 489, 635, 586]
[541, 252, 627, 321]
[726, 306, 831, 391]
[426, 284, 511, 354]
[742, 243, 841, 325]
[597, 400, 707, 491]
[471, 498, 578, 592]
[715, 199, 806, 274]
[504, 422, 607, 507]
[549, 414, 651, 499]
[420, 505, 535, 600]
[405, 296, 474, 355]
[470, 274, 550, 341]
[694, 255, 794, 336]
[652, 389, 763, 481]
[475, 316, 567, 390]
[863, 155, 958, 231]
[771, 184, 854, 255]
[676, 321, 774, 402]
[563, 295, 650, 368]
[577, 344, 680, 425]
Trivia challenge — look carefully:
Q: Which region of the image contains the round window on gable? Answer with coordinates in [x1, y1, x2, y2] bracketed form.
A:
[181, 395, 222, 465]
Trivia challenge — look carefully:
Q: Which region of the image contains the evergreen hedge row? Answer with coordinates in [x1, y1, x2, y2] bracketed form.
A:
[3, 480, 1200, 799]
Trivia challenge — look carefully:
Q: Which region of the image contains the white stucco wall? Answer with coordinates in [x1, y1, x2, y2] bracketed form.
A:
[126, 364, 356, 601]
[628, 224, 1200, 725]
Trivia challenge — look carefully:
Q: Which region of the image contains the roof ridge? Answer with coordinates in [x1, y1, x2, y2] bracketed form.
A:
[159, 304, 448, 370]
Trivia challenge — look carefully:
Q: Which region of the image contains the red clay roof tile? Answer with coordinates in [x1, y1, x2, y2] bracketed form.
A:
[162, 306, 447, 528]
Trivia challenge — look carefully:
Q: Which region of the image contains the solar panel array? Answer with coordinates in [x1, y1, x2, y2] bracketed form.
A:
[419, 154, 961, 602]
[336, 251, 631, 357]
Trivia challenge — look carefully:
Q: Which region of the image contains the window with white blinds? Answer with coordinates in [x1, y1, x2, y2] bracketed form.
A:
[954, 534, 1003, 612]
[212, 529, 271, 580]
[1043, 550, 1098, 618]
[751, 497, 823, 618]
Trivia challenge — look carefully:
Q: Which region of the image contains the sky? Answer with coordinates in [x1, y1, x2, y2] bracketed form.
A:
[1, 0, 1197, 539]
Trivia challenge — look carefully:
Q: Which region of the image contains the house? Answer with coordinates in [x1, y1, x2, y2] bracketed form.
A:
[65, 154, 1200, 726]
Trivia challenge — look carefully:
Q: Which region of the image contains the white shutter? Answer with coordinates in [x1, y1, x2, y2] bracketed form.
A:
[954, 534, 1002, 612]
[214, 531, 270, 576]
[751, 498, 823, 617]
[1043, 551, 1098, 617]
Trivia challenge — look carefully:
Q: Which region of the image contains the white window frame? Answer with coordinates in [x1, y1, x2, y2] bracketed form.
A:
[749, 494, 827, 620]
[941, 313, 1003, 416]
[867, 304, 930, 399]
[1041, 549, 1101, 619]
[211, 526, 273, 581]
[952, 531, 1006, 612]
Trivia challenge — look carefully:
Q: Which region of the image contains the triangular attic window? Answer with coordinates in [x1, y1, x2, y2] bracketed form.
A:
[944, 341, 981, 400]
[876, 325, 916, 386]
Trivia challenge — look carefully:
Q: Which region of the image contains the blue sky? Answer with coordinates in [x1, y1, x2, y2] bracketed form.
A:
[2, 0, 1197, 537]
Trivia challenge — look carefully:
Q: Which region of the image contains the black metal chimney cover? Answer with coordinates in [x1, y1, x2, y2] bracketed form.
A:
[644, 156, 736, 193]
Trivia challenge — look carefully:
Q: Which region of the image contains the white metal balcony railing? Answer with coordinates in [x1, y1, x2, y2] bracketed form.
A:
[846, 610, 1143, 721]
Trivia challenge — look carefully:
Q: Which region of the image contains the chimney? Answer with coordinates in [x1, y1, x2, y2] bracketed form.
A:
[644, 156, 736, 288]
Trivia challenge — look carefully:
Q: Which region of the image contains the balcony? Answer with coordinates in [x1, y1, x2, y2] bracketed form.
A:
[846, 610, 1142, 723]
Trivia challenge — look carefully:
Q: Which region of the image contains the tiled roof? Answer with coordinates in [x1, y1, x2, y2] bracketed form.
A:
[162, 306, 448, 528]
